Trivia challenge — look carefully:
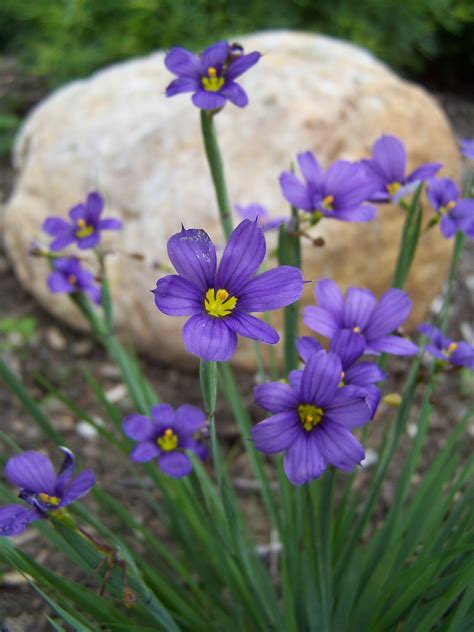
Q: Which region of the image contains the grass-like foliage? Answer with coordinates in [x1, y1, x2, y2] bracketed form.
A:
[1, 40, 473, 631]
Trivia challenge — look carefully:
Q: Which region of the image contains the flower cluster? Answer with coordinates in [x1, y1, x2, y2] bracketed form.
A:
[426, 177, 474, 240]
[0, 448, 95, 536]
[153, 219, 304, 361]
[419, 324, 474, 369]
[123, 403, 208, 478]
[47, 257, 101, 304]
[165, 41, 260, 110]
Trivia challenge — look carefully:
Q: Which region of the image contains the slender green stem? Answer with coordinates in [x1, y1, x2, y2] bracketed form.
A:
[392, 183, 423, 290]
[199, 359, 222, 488]
[200, 110, 233, 239]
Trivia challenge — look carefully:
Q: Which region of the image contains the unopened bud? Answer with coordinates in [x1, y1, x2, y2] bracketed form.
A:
[382, 392, 402, 407]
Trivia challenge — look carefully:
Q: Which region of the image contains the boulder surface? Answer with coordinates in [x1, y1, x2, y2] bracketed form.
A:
[3, 31, 459, 370]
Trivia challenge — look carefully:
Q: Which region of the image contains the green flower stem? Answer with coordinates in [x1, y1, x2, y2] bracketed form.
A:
[200, 110, 233, 240]
[392, 183, 424, 290]
[278, 207, 301, 374]
[199, 359, 222, 489]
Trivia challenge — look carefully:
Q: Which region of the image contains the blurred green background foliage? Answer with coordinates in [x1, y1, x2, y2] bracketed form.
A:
[1, 0, 473, 87]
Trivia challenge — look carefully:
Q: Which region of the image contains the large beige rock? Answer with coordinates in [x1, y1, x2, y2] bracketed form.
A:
[3, 31, 459, 370]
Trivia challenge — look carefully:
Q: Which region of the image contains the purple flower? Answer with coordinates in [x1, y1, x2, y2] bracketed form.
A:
[252, 350, 372, 484]
[460, 138, 474, 160]
[280, 152, 377, 222]
[418, 323, 474, 369]
[297, 330, 385, 416]
[47, 257, 101, 304]
[43, 192, 122, 251]
[153, 219, 304, 362]
[426, 177, 474, 240]
[235, 204, 286, 232]
[0, 448, 95, 537]
[165, 41, 260, 110]
[362, 134, 442, 202]
[304, 279, 418, 356]
[123, 403, 208, 478]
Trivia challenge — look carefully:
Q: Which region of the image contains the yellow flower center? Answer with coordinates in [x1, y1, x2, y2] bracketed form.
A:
[442, 342, 458, 358]
[75, 218, 94, 239]
[322, 194, 334, 211]
[67, 274, 77, 285]
[157, 428, 179, 452]
[37, 493, 61, 506]
[298, 403, 324, 432]
[353, 326, 361, 333]
[201, 67, 225, 92]
[387, 182, 401, 196]
[440, 200, 456, 215]
[205, 288, 237, 318]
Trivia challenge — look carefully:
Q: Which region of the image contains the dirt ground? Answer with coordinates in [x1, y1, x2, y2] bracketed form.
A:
[0, 63, 473, 630]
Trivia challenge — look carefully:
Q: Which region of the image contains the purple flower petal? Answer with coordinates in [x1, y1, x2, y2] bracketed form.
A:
[225, 312, 279, 344]
[236, 266, 303, 312]
[48, 271, 75, 294]
[55, 447, 76, 495]
[226, 51, 261, 81]
[317, 423, 364, 471]
[304, 306, 339, 338]
[85, 284, 102, 305]
[452, 343, 474, 369]
[85, 192, 104, 223]
[158, 452, 193, 478]
[296, 336, 324, 363]
[123, 414, 155, 441]
[367, 335, 418, 356]
[151, 403, 175, 426]
[288, 370, 303, 391]
[344, 288, 377, 330]
[167, 227, 216, 291]
[283, 433, 326, 485]
[130, 441, 160, 463]
[5, 452, 56, 495]
[371, 134, 406, 183]
[216, 220, 266, 293]
[364, 288, 412, 339]
[219, 82, 248, 107]
[332, 205, 377, 222]
[97, 218, 122, 231]
[166, 76, 200, 96]
[406, 163, 442, 184]
[251, 412, 301, 454]
[77, 233, 100, 250]
[279, 172, 313, 211]
[42, 217, 71, 235]
[165, 47, 202, 78]
[324, 387, 371, 428]
[69, 204, 86, 222]
[153, 275, 203, 316]
[50, 233, 76, 251]
[300, 350, 342, 407]
[427, 177, 459, 211]
[345, 362, 386, 386]
[174, 404, 206, 433]
[61, 470, 96, 505]
[182, 314, 237, 361]
[315, 279, 345, 324]
[254, 382, 300, 414]
[440, 214, 457, 239]
[192, 90, 227, 110]
[0, 505, 40, 537]
[330, 330, 365, 369]
[181, 437, 208, 461]
[297, 152, 324, 188]
[201, 41, 229, 69]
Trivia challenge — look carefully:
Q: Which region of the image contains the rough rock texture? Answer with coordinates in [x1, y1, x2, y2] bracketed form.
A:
[2, 31, 460, 370]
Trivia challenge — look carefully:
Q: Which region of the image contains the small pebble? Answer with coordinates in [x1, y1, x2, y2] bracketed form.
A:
[105, 383, 128, 403]
[407, 423, 418, 438]
[45, 326, 67, 351]
[72, 339, 93, 356]
[361, 448, 378, 468]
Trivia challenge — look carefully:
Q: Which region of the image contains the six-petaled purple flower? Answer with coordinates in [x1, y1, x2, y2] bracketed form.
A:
[43, 192, 122, 251]
[418, 324, 474, 370]
[280, 152, 377, 222]
[362, 134, 442, 203]
[460, 138, 474, 160]
[304, 279, 418, 356]
[0, 448, 95, 537]
[123, 403, 208, 478]
[164, 41, 260, 110]
[297, 330, 385, 417]
[235, 203, 286, 232]
[426, 177, 474, 240]
[153, 219, 304, 362]
[47, 257, 101, 304]
[252, 350, 372, 485]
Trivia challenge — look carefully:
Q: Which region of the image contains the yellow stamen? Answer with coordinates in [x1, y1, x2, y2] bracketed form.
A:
[353, 326, 361, 333]
[387, 182, 401, 196]
[440, 200, 456, 215]
[201, 67, 225, 92]
[75, 218, 94, 239]
[38, 493, 61, 506]
[322, 194, 334, 211]
[157, 428, 179, 452]
[205, 288, 237, 318]
[442, 342, 458, 357]
[67, 275, 77, 285]
[298, 403, 324, 432]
